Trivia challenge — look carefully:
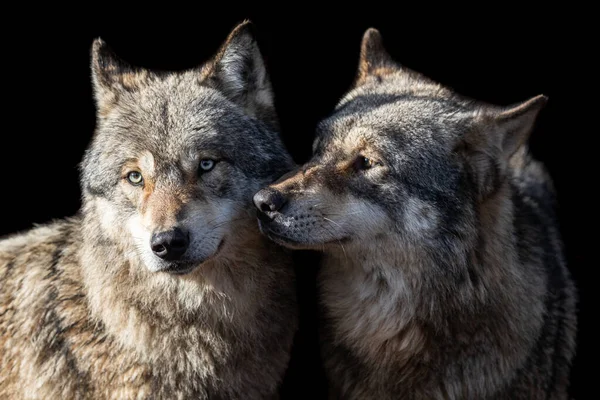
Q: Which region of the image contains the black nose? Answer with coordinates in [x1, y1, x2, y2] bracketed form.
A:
[150, 228, 189, 261]
[253, 188, 287, 214]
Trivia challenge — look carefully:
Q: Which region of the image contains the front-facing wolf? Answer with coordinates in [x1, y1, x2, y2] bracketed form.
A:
[254, 29, 577, 399]
[0, 22, 297, 399]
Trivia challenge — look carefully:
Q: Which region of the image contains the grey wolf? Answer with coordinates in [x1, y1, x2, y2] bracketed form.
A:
[0, 22, 297, 399]
[254, 28, 577, 399]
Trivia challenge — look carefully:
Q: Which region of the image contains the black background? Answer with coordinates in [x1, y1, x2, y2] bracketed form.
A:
[0, 7, 593, 399]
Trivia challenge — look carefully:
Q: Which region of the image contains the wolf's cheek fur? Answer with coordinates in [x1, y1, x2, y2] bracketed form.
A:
[94, 197, 131, 241]
[199, 162, 243, 199]
[126, 213, 155, 270]
[178, 198, 240, 260]
[401, 197, 439, 239]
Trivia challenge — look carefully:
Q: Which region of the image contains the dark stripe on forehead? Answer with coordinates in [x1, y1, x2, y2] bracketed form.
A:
[161, 99, 169, 135]
[334, 93, 412, 116]
[335, 92, 470, 118]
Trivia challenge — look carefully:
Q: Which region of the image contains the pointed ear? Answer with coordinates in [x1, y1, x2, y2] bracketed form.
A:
[493, 95, 548, 158]
[355, 28, 399, 85]
[460, 95, 547, 199]
[204, 21, 276, 127]
[91, 39, 148, 113]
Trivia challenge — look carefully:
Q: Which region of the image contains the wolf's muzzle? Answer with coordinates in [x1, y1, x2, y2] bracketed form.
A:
[150, 228, 189, 261]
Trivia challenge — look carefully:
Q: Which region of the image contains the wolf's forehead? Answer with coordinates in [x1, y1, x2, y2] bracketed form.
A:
[315, 101, 459, 163]
[138, 83, 225, 121]
[325, 102, 438, 140]
[109, 86, 231, 141]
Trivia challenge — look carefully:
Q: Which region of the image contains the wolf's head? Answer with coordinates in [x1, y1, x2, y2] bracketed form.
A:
[81, 22, 293, 275]
[254, 29, 545, 254]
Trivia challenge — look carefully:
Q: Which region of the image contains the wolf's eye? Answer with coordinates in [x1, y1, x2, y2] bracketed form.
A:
[127, 171, 144, 186]
[199, 159, 216, 173]
[353, 156, 373, 171]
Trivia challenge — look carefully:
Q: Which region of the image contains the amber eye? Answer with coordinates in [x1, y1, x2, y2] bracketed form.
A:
[353, 156, 374, 171]
[127, 171, 144, 186]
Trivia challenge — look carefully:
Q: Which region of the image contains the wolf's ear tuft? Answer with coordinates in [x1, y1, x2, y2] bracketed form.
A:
[91, 38, 147, 113]
[356, 28, 398, 85]
[204, 21, 277, 128]
[493, 95, 547, 159]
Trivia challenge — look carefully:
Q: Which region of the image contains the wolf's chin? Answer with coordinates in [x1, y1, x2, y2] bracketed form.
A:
[259, 223, 349, 250]
[160, 262, 197, 275]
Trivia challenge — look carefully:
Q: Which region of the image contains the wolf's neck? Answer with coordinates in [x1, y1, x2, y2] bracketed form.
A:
[320, 184, 522, 343]
[79, 223, 283, 359]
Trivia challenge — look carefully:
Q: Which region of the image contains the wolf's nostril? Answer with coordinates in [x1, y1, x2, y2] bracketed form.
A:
[152, 244, 167, 254]
[257, 210, 275, 223]
[253, 188, 287, 213]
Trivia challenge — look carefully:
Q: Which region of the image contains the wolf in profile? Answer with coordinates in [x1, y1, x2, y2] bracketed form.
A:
[0, 22, 297, 399]
[254, 29, 576, 399]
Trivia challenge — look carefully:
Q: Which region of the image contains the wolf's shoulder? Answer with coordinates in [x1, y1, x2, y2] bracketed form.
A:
[0, 217, 81, 262]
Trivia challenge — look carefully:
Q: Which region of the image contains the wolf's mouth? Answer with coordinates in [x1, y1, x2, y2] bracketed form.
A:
[263, 229, 309, 248]
[161, 239, 225, 275]
[259, 222, 350, 250]
[164, 263, 196, 275]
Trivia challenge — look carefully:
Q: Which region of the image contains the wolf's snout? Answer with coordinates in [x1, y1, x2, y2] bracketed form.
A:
[253, 188, 287, 214]
[150, 228, 189, 261]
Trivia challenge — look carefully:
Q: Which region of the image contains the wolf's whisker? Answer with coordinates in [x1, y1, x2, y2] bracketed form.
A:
[321, 224, 347, 261]
[323, 217, 343, 230]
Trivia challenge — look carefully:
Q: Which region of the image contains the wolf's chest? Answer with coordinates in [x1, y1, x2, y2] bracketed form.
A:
[319, 260, 419, 357]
